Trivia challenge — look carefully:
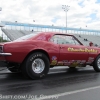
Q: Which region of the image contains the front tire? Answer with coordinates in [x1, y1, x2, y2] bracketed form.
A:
[22, 52, 50, 79]
[93, 55, 100, 72]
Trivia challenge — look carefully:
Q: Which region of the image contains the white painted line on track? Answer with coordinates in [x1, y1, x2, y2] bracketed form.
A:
[28, 85, 100, 100]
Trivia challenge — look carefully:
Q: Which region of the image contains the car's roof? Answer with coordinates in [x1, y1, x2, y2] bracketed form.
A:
[40, 32, 73, 36]
[15, 31, 82, 45]
[39, 32, 83, 45]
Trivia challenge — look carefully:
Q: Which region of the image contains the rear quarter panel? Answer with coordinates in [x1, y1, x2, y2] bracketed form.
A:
[3, 40, 60, 63]
[4, 41, 37, 63]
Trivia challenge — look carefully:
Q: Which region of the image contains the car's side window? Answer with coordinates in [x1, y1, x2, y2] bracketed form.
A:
[50, 36, 58, 44]
[50, 35, 78, 45]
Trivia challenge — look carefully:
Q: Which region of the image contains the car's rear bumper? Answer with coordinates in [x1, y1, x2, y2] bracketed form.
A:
[0, 53, 12, 61]
[0, 53, 12, 56]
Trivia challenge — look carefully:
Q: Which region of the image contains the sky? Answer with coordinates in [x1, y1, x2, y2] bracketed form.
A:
[0, 0, 100, 30]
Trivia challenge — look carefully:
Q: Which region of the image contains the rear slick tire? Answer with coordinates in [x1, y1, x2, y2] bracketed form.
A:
[22, 52, 50, 79]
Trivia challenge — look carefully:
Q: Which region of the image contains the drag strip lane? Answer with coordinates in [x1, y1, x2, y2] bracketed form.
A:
[0, 66, 100, 100]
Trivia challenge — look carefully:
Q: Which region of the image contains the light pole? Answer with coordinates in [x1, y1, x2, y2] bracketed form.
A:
[62, 5, 70, 33]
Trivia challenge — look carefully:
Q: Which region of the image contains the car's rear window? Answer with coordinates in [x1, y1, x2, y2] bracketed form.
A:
[14, 33, 39, 41]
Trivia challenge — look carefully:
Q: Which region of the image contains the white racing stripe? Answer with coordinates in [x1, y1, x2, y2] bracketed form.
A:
[28, 85, 100, 100]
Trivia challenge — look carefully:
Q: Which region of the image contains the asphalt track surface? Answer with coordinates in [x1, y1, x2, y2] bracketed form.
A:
[0, 66, 100, 100]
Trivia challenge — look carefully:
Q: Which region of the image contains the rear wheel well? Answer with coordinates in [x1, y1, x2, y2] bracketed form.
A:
[22, 49, 50, 66]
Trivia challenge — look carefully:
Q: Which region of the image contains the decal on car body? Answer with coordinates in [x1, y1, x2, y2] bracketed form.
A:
[57, 60, 87, 66]
[86, 57, 94, 64]
[50, 56, 57, 65]
[68, 47, 97, 53]
[57, 61, 63, 65]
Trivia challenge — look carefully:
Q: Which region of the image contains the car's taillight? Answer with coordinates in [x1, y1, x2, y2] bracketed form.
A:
[0, 46, 3, 53]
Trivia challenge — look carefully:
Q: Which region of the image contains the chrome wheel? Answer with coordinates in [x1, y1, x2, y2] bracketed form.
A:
[32, 58, 45, 74]
[97, 58, 100, 69]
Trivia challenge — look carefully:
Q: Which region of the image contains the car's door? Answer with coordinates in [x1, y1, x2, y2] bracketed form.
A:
[53, 35, 89, 65]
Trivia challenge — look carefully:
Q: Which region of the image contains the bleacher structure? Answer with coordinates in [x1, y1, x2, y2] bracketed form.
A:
[0, 21, 100, 46]
[1, 29, 32, 41]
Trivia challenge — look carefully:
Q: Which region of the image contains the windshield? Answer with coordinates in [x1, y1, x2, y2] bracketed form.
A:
[14, 33, 38, 41]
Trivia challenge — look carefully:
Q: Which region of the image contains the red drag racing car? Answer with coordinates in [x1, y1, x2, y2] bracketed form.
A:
[0, 32, 100, 79]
